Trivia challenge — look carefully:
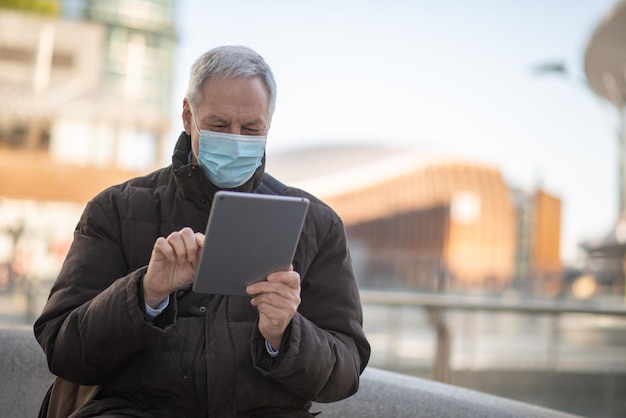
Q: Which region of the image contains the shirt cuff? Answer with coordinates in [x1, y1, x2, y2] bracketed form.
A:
[265, 339, 279, 357]
[145, 297, 169, 321]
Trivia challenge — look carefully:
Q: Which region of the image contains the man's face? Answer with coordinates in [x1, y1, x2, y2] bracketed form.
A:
[182, 76, 271, 160]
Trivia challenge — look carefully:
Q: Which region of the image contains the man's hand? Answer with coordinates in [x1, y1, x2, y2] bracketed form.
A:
[246, 266, 301, 350]
[144, 227, 204, 308]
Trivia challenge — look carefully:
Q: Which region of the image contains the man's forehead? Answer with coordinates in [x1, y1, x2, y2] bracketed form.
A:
[200, 76, 268, 101]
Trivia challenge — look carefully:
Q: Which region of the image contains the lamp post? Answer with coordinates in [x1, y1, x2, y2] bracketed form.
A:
[584, 0, 626, 225]
[533, 59, 625, 224]
[584, 0, 626, 301]
[533, 0, 626, 300]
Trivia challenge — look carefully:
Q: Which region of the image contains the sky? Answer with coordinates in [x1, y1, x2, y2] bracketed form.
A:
[168, 0, 621, 264]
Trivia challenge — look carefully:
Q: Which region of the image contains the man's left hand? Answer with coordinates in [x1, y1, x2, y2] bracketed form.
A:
[246, 266, 301, 351]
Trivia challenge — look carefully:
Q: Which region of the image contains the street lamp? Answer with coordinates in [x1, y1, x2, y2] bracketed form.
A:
[533, 0, 626, 301]
[531, 61, 568, 77]
[585, 0, 626, 301]
[583, 0, 626, 302]
[584, 0, 626, 226]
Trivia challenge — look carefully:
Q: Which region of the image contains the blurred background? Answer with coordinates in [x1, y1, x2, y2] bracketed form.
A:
[0, 0, 625, 417]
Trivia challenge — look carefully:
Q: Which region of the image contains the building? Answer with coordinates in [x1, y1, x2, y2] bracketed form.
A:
[0, 1, 176, 198]
[512, 188, 562, 294]
[0, 1, 177, 285]
[267, 145, 562, 294]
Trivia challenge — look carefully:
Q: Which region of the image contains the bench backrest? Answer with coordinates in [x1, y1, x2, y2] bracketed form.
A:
[0, 326, 54, 418]
[311, 367, 582, 417]
[0, 326, 581, 418]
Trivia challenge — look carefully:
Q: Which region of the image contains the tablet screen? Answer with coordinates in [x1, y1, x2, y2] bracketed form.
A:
[192, 191, 310, 296]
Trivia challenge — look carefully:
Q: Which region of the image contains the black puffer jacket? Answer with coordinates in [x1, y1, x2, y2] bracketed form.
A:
[34, 133, 370, 418]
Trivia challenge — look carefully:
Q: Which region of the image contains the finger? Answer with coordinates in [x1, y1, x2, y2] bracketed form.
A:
[195, 232, 205, 248]
[247, 280, 284, 296]
[247, 277, 300, 300]
[179, 227, 199, 263]
[252, 291, 287, 308]
[251, 285, 301, 308]
[166, 231, 189, 264]
[153, 237, 176, 263]
[267, 270, 300, 289]
[167, 227, 198, 263]
[254, 299, 292, 321]
[194, 232, 205, 256]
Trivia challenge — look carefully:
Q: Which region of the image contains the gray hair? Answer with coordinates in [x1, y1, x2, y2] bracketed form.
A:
[186, 45, 277, 118]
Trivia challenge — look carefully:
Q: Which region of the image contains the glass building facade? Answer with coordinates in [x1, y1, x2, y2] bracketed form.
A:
[0, 0, 177, 169]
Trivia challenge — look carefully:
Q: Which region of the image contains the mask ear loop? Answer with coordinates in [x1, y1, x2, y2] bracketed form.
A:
[190, 115, 205, 164]
[192, 116, 202, 136]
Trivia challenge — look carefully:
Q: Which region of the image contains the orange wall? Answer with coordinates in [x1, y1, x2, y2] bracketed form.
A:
[532, 190, 562, 276]
[0, 149, 147, 203]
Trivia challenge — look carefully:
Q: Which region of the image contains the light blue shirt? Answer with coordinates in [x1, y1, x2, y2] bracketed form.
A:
[145, 298, 169, 320]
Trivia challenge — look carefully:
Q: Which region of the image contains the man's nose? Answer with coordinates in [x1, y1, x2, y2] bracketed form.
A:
[227, 126, 243, 135]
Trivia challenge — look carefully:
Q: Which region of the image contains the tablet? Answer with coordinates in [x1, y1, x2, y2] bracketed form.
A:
[192, 191, 310, 296]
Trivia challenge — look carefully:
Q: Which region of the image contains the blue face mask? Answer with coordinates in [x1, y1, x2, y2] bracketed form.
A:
[194, 119, 267, 189]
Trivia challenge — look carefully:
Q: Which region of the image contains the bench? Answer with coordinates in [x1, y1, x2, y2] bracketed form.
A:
[0, 326, 581, 417]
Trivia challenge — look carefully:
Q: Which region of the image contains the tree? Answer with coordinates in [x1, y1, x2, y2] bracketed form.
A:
[0, 0, 60, 16]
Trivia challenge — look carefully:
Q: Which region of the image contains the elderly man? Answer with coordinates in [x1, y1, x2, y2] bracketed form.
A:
[34, 45, 370, 418]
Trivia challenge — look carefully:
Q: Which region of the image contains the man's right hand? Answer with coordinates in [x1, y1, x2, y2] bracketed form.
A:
[144, 227, 205, 308]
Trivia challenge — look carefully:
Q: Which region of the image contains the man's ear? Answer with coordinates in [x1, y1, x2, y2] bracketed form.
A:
[182, 98, 192, 135]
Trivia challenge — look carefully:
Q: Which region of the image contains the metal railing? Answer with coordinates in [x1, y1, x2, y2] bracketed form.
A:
[359, 289, 626, 382]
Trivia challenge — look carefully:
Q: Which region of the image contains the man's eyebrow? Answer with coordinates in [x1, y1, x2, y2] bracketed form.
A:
[201, 115, 228, 124]
[243, 119, 265, 126]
